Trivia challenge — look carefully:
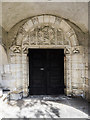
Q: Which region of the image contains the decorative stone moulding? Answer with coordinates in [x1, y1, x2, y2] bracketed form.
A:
[31, 16, 39, 25]
[22, 46, 28, 54]
[18, 27, 27, 36]
[11, 15, 79, 48]
[64, 47, 71, 54]
[66, 28, 75, 38]
[16, 33, 24, 46]
[72, 48, 80, 54]
[10, 45, 21, 53]
[72, 46, 84, 54]
[22, 35, 29, 46]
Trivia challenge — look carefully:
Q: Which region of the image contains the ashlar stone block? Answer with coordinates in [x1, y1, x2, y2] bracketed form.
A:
[27, 20, 33, 28]
[59, 20, 71, 32]
[49, 16, 56, 24]
[38, 15, 44, 23]
[43, 15, 50, 23]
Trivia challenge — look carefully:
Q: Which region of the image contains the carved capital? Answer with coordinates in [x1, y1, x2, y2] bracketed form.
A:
[65, 48, 71, 54]
[72, 48, 80, 54]
[10, 45, 21, 53]
[22, 46, 28, 54]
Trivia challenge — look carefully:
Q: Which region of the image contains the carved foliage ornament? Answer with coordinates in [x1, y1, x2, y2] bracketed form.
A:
[22, 46, 28, 54]
[37, 26, 55, 45]
[28, 25, 69, 45]
[65, 48, 71, 54]
[72, 48, 80, 54]
[10, 45, 21, 53]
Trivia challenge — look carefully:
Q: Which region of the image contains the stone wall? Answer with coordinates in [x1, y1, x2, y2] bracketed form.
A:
[0, 27, 8, 89]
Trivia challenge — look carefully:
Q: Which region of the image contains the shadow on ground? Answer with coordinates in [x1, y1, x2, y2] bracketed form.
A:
[6, 95, 89, 118]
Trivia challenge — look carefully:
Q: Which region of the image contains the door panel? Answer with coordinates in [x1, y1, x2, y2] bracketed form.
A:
[46, 50, 64, 94]
[29, 50, 47, 95]
[29, 49, 64, 95]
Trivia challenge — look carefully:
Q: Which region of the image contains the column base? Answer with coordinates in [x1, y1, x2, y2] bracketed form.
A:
[23, 89, 29, 97]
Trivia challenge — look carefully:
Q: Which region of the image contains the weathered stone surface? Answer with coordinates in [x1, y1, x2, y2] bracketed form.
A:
[0, 88, 3, 97]
[44, 15, 49, 23]
[49, 16, 55, 24]
[59, 20, 71, 32]
[9, 92, 23, 100]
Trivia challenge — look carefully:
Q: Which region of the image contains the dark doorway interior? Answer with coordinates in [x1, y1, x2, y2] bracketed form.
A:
[28, 49, 64, 95]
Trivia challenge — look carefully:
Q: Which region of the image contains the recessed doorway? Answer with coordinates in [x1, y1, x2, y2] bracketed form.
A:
[28, 49, 64, 95]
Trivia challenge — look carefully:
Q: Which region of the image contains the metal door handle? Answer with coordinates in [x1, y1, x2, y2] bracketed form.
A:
[40, 68, 44, 70]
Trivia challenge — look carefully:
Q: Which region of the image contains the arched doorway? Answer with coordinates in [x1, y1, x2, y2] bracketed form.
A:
[9, 15, 85, 97]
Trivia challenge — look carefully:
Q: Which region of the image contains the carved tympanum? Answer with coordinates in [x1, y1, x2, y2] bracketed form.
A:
[28, 25, 68, 45]
[37, 26, 55, 45]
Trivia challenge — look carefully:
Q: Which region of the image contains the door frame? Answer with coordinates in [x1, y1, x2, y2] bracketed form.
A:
[20, 46, 73, 97]
[26, 47, 69, 96]
[28, 48, 65, 95]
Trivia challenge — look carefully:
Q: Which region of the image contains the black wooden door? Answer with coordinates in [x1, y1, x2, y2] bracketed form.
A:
[28, 49, 64, 95]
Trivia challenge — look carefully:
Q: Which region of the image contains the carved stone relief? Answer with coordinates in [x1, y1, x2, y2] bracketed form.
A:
[72, 48, 80, 54]
[11, 15, 79, 51]
[10, 45, 21, 53]
[57, 29, 64, 45]
[22, 46, 28, 54]
[37, 26, 55, 45]
[65, 48, 71, 54]
[29, 29, 36, 45]
[22, 35, 29, 46]
[31, 17, 39, 25]
[27, 25, 69, 46]
[55, 17, 62, 25]
[18, 27, 27, 37]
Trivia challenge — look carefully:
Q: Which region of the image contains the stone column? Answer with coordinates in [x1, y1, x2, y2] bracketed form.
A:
[71, 46, 85, 97]
[65, 47, 72, 96]
[66, 53, 72, 96]
[22, 54, 29, 97]
[10, 53, 22, 90]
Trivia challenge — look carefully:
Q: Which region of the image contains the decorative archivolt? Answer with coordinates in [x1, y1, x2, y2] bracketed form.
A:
[10, 15, 80, 54]
[22, 25, 69, 46]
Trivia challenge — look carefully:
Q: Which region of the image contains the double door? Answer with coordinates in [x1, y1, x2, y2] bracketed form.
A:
[29, 49, 64, 95]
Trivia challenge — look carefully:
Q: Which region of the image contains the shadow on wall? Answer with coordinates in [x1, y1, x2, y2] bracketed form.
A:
[0, 26, 8, 65]
[0, 44, 8, 65]
[0, 26, 8, 88]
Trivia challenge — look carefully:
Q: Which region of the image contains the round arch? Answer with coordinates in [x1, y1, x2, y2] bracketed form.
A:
[9, 15, 85, 97]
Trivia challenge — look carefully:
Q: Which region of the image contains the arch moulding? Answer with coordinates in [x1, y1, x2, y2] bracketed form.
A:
[9, 15, 84, 97]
